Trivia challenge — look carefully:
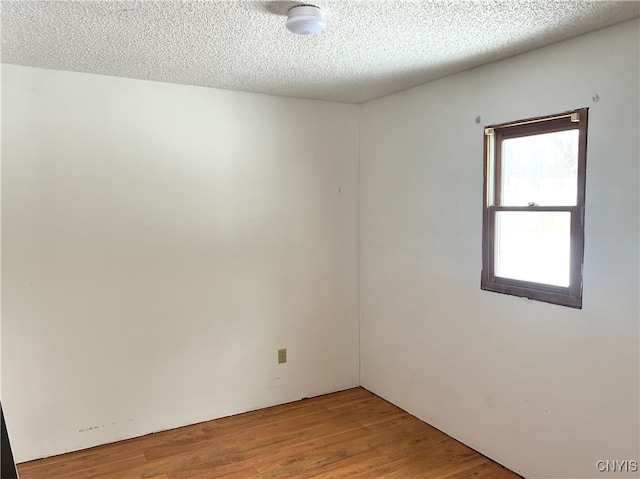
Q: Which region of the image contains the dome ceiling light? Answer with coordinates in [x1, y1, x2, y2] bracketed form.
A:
[285, 5, 327, 36]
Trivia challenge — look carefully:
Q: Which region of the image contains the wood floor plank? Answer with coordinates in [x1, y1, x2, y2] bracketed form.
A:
[17, 388, 521, 479]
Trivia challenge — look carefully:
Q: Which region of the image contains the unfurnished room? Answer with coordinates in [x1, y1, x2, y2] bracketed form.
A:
[1, 1, 639, 478]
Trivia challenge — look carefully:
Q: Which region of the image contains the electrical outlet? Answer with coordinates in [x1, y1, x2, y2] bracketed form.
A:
[278, 348, 287, 364]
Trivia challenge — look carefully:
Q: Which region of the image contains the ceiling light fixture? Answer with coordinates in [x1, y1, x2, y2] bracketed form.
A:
[285, 5, 326, 36]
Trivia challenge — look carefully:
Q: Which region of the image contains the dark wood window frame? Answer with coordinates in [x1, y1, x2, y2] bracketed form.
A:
[481, 109, 588, 308]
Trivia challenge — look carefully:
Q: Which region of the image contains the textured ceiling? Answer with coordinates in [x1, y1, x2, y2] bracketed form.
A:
[2, 1, 639, 104]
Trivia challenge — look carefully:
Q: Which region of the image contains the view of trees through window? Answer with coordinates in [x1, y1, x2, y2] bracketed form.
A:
[496, 130, 579, 286]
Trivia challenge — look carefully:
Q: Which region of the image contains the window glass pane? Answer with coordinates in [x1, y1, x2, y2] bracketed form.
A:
[501, 130, 578, 206]
[495, 211, 571, 287]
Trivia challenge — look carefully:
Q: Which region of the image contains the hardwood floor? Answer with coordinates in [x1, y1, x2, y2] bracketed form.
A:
[17, 388, 521, 479]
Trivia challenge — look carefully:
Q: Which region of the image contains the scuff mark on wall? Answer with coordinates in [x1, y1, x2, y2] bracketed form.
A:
[78, 425, 102, 433]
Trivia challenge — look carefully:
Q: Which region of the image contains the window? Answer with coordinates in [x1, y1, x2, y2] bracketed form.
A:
[481, 109, 588, 308]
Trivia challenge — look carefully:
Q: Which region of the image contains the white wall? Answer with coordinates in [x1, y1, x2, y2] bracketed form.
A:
[360, 20, 639, 479]
[1, 65, 360, 462]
